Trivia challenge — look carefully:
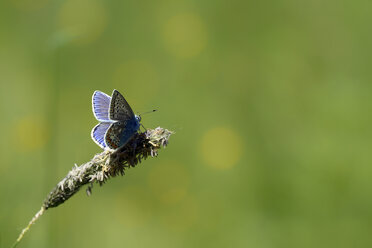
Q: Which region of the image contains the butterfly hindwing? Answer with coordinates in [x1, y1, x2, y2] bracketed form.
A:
[92, 90, 111, 122]
[104, 117, 140, 149]
[105, 122, 125, 149]
[91, 122, 111, 148]
[109, 89, 135, 121]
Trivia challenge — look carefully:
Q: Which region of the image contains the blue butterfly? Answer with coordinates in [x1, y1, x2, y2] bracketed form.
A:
[91, 89, 141, 150]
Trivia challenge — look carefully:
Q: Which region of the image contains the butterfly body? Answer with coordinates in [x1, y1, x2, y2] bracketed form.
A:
[105, 116, 141, 149]
[91, 90, 141, 150]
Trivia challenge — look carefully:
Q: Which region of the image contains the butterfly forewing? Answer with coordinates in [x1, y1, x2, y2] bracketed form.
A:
[92, 91, 111, 122]
[109, 90, 135, 121]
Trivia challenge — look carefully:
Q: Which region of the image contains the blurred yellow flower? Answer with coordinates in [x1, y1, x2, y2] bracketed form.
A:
[201, 127, 243, 170]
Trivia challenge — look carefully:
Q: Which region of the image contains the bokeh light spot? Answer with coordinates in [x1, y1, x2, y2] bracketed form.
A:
[163, 13, 207, 58]
[58, 0, 107, 44]
[201, 127, 243, 170]
[148, 161, 189, 205]
[14, 117, 49, 152]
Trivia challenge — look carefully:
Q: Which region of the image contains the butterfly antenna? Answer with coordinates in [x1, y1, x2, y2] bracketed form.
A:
[138, 110, 156, 132]
[139, 109, 157, 117]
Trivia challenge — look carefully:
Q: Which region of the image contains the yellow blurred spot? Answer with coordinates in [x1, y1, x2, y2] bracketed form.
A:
[14, 117, 49, 151]
[163, 13, 207, 58]
[201, 127, 243, 170]
[161, 195, 199, 232]
[148, 161, 189, 204]
[10, 0, 48, 11]
[58, 0, 107, 44]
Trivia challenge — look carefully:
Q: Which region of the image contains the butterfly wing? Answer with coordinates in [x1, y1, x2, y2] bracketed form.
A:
[105, 117, 140, 149]
[109, 89, 135, 121]
[92, 91, 111, 122]
[91, 122, 111, 148]
[104, 122, 124, 149]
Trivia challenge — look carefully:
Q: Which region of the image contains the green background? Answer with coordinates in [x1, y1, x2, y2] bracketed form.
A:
[1, 0, 372, 247]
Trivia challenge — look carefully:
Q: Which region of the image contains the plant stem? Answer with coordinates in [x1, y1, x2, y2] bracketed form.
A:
[12, 207, 45, 248]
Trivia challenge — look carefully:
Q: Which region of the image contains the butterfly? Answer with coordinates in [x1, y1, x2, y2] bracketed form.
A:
[91, 89, 141, 150]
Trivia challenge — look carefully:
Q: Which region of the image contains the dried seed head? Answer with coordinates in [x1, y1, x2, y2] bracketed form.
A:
[43, 127, 173, 210]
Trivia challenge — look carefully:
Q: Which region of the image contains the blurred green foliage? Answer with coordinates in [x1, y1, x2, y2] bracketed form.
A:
[1, 0, 372, 247]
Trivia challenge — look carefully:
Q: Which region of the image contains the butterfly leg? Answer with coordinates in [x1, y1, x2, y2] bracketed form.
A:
[140, 123, 147, 131]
